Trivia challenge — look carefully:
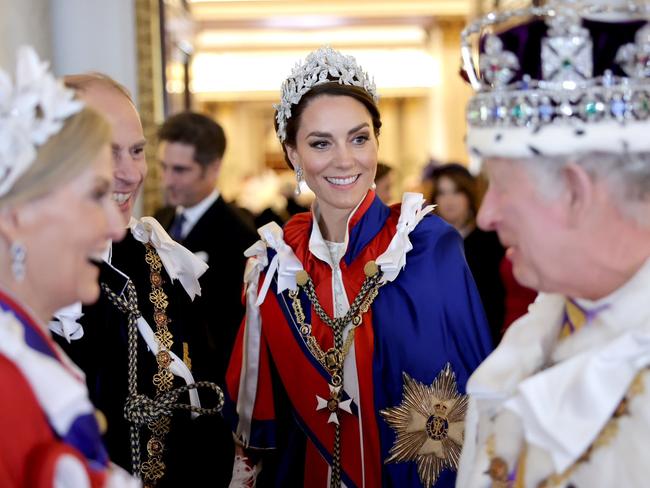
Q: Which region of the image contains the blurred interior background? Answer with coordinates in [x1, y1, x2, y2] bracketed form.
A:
[1, 0, 518, 215]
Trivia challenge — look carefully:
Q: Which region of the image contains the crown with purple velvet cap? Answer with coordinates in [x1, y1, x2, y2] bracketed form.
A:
[461, 1, 650, 158]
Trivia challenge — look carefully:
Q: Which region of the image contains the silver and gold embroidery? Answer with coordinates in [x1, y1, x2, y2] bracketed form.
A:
[380, 364, 467, 488]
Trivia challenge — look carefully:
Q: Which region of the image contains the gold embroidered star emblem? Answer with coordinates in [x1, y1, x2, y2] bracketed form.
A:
[380, 363, 467, 487]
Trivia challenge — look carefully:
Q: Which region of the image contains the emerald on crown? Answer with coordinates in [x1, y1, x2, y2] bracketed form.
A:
[462, 3, 650, 132]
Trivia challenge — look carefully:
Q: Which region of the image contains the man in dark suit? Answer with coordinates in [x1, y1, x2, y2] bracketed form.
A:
[52, 76, 226, 487]
[154, 112, 258, 479]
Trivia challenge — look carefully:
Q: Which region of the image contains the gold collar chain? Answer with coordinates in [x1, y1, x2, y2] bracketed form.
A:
[141, 243, 175, 486]
[287, 260, 383, 488]
[103, 244, 223, 487]
[289, 260, 382, 386]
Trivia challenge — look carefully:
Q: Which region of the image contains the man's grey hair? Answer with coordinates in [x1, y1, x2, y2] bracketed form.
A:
[519, 151, 650, 227]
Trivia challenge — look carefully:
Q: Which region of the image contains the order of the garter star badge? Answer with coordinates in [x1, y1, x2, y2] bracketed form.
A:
[380, 363, 467, 487]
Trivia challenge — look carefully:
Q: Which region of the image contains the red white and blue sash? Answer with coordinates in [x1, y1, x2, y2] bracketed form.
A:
[0, 289, 109, 472]
[225, 192, 493, 487]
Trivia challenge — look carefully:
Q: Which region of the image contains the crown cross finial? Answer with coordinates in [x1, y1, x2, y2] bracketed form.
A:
[616, 23, 650, 78]
[546, 6, 583, 37]
[479, 35, 520, 88]
[542, 10, 593, 84]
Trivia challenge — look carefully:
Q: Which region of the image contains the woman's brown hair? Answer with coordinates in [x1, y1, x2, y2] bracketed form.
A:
[275, 82, 382, 169]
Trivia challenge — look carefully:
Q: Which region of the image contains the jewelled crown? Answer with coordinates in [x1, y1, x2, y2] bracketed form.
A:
[461, 2, 650, 158]
[0, 46, 83, 198]
[274, 46, 378, 143]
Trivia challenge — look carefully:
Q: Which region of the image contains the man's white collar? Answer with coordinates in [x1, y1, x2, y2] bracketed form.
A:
[176, 189, 219, 237]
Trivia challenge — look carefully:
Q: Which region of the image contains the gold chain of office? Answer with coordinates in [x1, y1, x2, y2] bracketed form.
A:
[102, 245, 224, 487]
[287, 260, 384, 488]
[141, 243, 174, 486]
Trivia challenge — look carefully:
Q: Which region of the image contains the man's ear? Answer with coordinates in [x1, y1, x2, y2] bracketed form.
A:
[562, 163, 594, 227]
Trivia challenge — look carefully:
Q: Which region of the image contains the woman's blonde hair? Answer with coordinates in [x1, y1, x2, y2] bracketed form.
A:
[1, 106, 111, 207]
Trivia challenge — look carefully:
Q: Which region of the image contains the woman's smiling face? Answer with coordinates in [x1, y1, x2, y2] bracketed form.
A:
[287, 94, 378, 218]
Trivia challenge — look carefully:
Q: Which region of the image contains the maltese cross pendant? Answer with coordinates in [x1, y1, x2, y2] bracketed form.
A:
[316, 383, 353, 425]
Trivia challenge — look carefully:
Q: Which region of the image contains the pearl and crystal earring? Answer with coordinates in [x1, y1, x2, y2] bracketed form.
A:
[295, 166, 304, 196]
[10, 241, 26, 282]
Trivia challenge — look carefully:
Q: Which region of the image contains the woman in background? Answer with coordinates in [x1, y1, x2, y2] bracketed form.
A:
[373, 162, 394, 204]
[430, 163, 505, 345]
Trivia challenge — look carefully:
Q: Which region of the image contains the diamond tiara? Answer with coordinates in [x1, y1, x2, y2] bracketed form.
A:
[274, 46, 378, 143]
[0, 46, 83, 198]
[461, 3, 650, 158]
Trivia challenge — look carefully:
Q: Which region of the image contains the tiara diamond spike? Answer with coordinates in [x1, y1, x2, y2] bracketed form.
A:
[274, 46, 378, 143]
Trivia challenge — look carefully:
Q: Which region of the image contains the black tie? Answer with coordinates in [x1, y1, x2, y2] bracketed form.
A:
[168, 212, 186, 241]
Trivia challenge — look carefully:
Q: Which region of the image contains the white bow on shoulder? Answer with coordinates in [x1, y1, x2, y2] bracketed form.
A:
[254, 222, 303, 306]
[236, 223, 304, 444]
[376, 192, 435, 283]
[128, 216, 208, 300]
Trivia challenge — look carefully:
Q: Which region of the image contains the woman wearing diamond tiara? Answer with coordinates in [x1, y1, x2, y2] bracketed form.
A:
[0, 47, 139, 487]
[224, 46, 492, 488]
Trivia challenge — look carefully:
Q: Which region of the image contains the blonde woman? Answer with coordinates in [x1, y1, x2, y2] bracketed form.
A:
[0, 48, 137, 487]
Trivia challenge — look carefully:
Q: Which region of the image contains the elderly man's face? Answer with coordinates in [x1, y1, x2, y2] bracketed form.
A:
[477, 157, 570, 292]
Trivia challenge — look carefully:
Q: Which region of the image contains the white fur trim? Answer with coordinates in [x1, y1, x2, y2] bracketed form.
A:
[228, 455, 258, 488]
[468, 119, 650, 159]
[459, 257, 650, 485]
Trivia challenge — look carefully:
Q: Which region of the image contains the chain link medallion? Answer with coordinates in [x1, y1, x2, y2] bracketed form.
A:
[289, 262, 384, 487]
